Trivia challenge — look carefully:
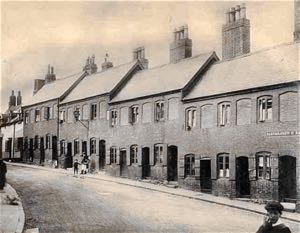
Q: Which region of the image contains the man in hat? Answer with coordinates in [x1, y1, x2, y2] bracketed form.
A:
[256, 201, 291, 233]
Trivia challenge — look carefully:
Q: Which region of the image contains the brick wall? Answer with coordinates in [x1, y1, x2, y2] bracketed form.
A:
[179, 85, 299, 200]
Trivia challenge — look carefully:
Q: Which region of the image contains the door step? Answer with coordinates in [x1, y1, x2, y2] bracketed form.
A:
[283, 198, 297, 203]
[281, 202, 296, 213]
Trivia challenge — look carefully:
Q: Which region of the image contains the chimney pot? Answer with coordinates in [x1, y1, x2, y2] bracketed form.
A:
[236, 5, 241, 20]
[230, 7, 236, 22]
[241, 3, 246, 18]
[226, 9, 231, 23]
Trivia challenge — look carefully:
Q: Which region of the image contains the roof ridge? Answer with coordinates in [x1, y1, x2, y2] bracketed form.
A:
[134, 51, 214, 73]
[216, 41, 298, 65]
[90, 60, 137, 76]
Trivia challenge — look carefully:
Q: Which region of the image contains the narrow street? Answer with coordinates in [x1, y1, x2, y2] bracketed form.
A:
[7, 165, 299, 233]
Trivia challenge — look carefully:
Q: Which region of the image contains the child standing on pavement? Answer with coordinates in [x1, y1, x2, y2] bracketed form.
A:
[73, 159, 80, 176]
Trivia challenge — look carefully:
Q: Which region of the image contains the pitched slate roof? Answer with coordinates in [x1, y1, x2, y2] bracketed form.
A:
[184, 42, 299, 100]
[23, 72, 83, 107]
[110, 52, 216, 103]
[61, 61, 138, 104]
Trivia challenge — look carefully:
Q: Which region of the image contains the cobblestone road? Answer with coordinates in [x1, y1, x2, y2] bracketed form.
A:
[6, 166, 299, 233]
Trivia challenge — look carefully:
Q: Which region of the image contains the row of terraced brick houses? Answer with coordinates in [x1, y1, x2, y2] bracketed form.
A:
[20, 3, 300, 211]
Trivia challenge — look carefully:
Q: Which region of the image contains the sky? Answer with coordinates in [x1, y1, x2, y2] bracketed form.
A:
[0, 0, 294, 112]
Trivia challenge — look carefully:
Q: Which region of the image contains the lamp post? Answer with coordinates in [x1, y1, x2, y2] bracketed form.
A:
[73, 108, 89, 155]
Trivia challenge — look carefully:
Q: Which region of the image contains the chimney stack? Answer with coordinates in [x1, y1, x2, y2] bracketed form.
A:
[33, 79, 45, 95]
[8, 90, 16, 108]
[133, 46, 148, 69]
[45, 64, 56, 83]
[170, 24, 192, 63]
[17, 91, 22, 106]
[83, 55, 98, 74]
[222, 3, 250, 60]
[101, 53, 113, 71]
[294, 0, 300, 41]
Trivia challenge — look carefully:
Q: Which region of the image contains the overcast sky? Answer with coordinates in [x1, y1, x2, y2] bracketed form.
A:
[0, 0, 294, 112]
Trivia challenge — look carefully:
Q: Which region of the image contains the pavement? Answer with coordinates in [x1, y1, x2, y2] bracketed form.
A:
[0, 182, 25, 233]
[5, 162, 300, 229]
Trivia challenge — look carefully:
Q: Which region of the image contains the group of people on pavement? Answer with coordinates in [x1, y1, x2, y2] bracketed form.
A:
[73, 153, 90, 177]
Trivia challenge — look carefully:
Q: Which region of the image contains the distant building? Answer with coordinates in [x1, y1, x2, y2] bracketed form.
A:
[0, 91, 23, 160]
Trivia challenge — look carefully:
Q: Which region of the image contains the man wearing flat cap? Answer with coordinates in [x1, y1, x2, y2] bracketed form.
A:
[256, 201, 291, 233]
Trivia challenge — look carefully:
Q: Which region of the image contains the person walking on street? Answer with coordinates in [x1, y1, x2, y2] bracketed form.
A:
[73, 159, 80, 176]
[256, 201, 291, 233]
[0, 159, 7, 191]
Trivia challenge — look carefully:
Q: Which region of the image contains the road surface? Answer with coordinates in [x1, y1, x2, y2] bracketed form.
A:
[6, 165, 299, 233]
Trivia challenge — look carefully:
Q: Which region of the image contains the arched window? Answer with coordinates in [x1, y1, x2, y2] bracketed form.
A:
[200, 104, 213, 128]
[142, 102, 152, 123]
[82, 104, 89, 120]
[185, 107, 197, 130]
[258, 96, 272, 122]
[236, 98, 251, 125]
[155, 101, 165, 121]
[130, 105, 139, 124]
[279, 92, 297, 122]
[218, 102, 231, 126]
[130, 145, 138, 164]
[256, 152, 271, 180]
[184, 154, 195, 176]
[168, 98, 179, 120]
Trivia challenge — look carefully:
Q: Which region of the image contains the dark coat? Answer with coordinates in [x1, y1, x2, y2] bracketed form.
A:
[256, 223, 291, 233]
[0, 161, 7, 189]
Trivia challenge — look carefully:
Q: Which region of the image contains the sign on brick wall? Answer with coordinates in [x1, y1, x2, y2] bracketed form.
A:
[266, 131, 300, 136]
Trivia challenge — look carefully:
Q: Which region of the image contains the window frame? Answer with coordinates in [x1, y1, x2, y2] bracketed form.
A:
[74, 139, 80, 155]
[131, 106, 139, 124]
[45, 134, 51, 149]
[110, 147, 117, 163]
[90, 103, 97, 120]
[218, 154, 229, 178]
[130, 145, 138, 164]
[90, 138, 97, 154]
[35, 109, 40, 122]
[185, 107, 197, 130]
[155, 101, 165, 122]
[60, 140, 66, 155]
[154, 144, 164, 164]
[111, 109, 118, 127]
[256, 152, 271, 180]
[218, 102, 231, 127]
[24, 111, 29, 124]
[258, 96, 273, 123]
[184, 154, 195, 177]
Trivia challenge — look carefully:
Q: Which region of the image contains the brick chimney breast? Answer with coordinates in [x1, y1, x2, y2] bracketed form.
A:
[8, 90, 16, 108]
[133, 46, 148, 69]
[170, 25, 192, 63]
[222, 3, 250, 60]
[101, 53, 113, 71]
[83, 55, 98, 74]
[17, 91, 22, 106]
[45, 64, 56, 84]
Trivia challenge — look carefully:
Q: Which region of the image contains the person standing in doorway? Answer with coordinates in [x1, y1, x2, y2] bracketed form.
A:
[0, 159, 7, 192]
[256, 201, 291, 233]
